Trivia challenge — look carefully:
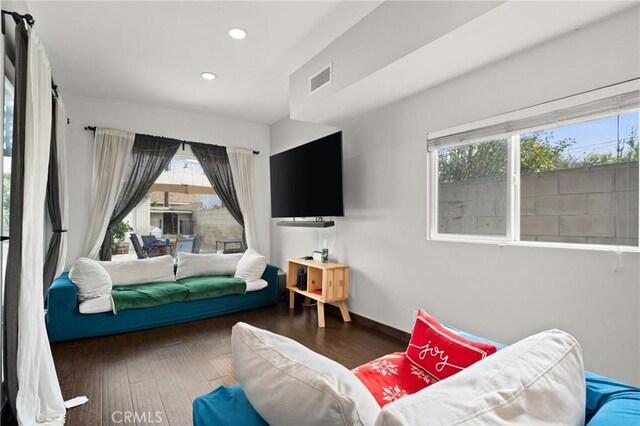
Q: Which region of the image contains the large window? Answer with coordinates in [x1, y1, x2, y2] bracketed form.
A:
[429, 86, 639, 249]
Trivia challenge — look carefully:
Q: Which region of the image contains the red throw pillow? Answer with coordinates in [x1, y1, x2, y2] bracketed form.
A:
[406, 309, 497, 381]
[352, 352, 435, 407]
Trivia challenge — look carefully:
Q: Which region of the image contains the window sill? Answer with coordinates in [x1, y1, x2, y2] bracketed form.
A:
[427, 235, 640, 253]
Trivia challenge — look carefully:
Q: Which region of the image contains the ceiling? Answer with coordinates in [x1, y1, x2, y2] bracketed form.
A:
[27, 1, 382, 124]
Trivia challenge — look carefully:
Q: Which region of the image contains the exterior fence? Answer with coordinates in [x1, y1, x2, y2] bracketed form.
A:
[438, 161, 639, 246]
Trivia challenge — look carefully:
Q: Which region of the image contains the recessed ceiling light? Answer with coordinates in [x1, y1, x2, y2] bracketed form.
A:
[201, 72, 217, 80]
[228, 27, 247, 40]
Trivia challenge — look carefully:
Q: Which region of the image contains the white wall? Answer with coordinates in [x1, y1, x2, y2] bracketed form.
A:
[271, 8, 640, 385]
[64, 94, 270, 268]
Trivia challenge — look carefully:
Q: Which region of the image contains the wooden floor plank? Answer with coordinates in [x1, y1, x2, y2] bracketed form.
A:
[102, 335, 135, 425]
[52, 303, 405, 426]
[124, 333, 155, 385]
[149, 346, 193, 426]
[130, 379, 168, 426]
[208, 375, 236, 390]
[66, 338, 103, 426]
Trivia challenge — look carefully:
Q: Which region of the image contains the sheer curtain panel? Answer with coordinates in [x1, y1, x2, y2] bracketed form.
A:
[16, 28, 65, 424]
[54, 99, 69, 277]
[83, 128, 135, 259]
[99, 134, 180, 260]
[227, 147, 257, 250]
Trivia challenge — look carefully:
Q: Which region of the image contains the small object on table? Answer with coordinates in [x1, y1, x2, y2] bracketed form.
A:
[321, 240, 328, 263]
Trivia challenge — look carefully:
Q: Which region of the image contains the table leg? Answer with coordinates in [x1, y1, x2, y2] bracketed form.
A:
[338, 301, 351, 322]
[289, 290, 295, 309]
[317, 302, 325, 328]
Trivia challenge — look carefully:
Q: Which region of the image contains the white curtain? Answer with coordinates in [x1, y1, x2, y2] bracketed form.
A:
[227, 147, 257, 250]
[54, 97, 68, 277]
[16, 28, 65, 425]
[83, 128, 135, 259]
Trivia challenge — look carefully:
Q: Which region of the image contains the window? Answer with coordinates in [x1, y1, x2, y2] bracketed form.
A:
[428, 85, 639, 249]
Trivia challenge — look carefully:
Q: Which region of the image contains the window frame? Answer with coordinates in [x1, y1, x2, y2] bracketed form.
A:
[427, 81, 640, 253]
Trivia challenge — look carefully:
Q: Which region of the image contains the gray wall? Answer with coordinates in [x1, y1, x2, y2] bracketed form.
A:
[439, 162, 639, 246]
[271, 8, 640, 385]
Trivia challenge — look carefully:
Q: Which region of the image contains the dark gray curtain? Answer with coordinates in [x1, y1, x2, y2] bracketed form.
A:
[99, 134, 181, 260]
[3, 21, 28, 420]
[43, 100, 62, 297]
[190, 143, 245, 245]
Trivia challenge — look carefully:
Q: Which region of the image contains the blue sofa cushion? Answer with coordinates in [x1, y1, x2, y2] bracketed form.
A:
[193, 384, 267, 426]
[584, 371, 640, 425]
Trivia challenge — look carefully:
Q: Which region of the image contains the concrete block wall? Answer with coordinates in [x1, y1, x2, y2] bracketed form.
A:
[185, 203, 244, 252]
[438, 161, 638, 246]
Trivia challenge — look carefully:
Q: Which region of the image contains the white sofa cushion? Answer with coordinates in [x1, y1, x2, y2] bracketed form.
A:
[234, 249, 267, 282]
[69, 257, 112, 301]
[175, 252, 242, 280]
[99, 255, 175, 286]
[375, 329, 585, 426]
[232, 322, 380, 426]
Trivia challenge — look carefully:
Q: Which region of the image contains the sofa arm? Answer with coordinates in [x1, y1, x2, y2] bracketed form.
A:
[47, 272, 78, 312]
[261, 264, 279, 304]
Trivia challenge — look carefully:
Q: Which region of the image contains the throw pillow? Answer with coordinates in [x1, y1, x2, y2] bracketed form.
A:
[231, 322, 380, 426]
[69, 257, 113, 301]
[99, 255, 176, 286]
[175, 252, 243, 280]
[352, 352, 435, 407]
[376, 329, 586, 426]
[234, 249, 267, 282]
[405, 309, 496, 381]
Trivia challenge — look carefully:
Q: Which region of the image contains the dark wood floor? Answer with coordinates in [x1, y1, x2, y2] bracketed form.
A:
[52, 302, 405, 426]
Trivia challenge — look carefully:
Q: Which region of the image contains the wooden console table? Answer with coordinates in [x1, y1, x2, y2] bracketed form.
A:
[286, 258, 351, 328]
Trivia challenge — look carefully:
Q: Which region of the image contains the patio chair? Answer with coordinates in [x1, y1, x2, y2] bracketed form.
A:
[175, 236, 196, 254]
[192, 235, 202, 254]
[130, 233, 147, 259]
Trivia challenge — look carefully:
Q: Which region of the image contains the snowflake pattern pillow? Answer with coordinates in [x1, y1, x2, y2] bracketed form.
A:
[406, 309, 497, 381]
[352, 352, 435, 407]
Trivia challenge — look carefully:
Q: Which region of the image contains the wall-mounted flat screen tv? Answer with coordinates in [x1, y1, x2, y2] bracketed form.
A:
[270, 131, 344, 218]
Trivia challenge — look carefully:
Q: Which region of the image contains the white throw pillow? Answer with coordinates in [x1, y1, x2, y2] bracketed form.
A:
[234, 249, 267, 282]
[69, 257, 113, 301]
[375, 329, 586, 426]
[99, 255, 175, 286]
[232, 322, 380, 426]
[175, 252, 243, 280]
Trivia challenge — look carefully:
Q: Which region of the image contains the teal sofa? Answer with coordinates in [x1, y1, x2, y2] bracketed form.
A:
[193, 325, 640, 425]
[46, 264, 278, 342]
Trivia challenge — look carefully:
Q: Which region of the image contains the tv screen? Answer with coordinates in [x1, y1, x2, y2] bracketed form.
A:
[270, 131, 344, 218]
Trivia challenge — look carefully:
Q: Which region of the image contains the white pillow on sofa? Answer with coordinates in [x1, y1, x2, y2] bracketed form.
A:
[234, 249, 267, 282]
[375, 329, 585, 426]
[69, 257, 112, 301]
[175, 252, 243, 280]
[232, 322, 380, 426]
[99, 255, 175, 286]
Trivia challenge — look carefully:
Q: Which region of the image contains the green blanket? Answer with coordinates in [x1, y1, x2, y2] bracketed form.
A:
[111, 276, 246, 313]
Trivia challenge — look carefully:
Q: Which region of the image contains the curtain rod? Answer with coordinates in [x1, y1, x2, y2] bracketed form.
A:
[83, 126, 260, 155]
[1, 10, 34, 35]
[2, 9, 60, 100]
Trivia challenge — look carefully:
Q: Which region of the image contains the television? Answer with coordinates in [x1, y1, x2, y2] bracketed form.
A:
[270, 131, 344, 220]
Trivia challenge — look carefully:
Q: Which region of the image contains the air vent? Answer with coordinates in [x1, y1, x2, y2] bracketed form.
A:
[309, 63, 332, 94]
